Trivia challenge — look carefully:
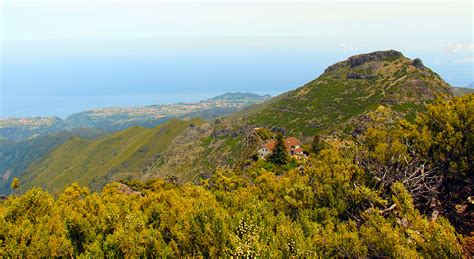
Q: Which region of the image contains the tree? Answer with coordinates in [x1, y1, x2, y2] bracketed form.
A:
[268, 133, 289, 166]
[311, 135, 326, 154]
[10, 177, 20, 194]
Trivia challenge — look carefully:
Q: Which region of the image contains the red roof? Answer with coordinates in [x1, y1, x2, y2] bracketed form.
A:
[285, 137, 300, 149]
[263, 141, 276, 151]
[263, 137, 300, 152]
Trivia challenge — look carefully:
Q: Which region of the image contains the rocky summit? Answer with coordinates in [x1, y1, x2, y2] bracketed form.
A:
[325, 50, 404, 72]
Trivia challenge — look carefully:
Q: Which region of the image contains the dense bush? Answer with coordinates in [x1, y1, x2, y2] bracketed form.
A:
[0, 162, 464, 257]
[355, 94, 473, 234]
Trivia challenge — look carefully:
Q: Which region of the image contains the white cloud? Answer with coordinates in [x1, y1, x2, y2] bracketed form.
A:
[432, 59, 441, 65]
[453, 57, 474, 64]
[338, 43, 355, 51]
[444, 43, 474, 53]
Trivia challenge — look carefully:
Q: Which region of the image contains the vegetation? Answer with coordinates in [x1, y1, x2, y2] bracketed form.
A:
[10, 178, 19, 195]
[1, 94, 471, 257]
[355, 94, 473, 235]
[310, 135, 326, 154]
[268, 133, 289, 165]
[21, 119, 198, 193]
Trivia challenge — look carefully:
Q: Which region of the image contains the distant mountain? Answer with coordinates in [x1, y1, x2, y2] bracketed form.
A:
[209, 92, 271, 101]
[0, 117, 66, 142]
[65, 93, 270, 131]
[451, 82, 474, 96]
[235, 50, 452, 136]
[452, 86, 474, 96]
[0, 93, 270, 141]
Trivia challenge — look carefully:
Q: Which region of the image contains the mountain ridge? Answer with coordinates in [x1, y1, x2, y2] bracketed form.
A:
[17, 50, 459, 193]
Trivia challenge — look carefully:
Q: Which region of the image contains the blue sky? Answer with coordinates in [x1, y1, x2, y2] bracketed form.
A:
[1, 0, 473, 117]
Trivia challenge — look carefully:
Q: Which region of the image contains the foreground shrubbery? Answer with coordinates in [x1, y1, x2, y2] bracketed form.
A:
[0, 159, 463, 257]
[0, 94, 471, 257]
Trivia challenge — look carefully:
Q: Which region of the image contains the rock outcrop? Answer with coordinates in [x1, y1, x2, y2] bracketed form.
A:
[325, 50, 403, 72]
[411, 58, 425, 70]
[347, 50, 403, 68]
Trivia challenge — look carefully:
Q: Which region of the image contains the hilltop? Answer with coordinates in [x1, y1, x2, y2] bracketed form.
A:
[20, 117, 253, 193]
[238, 50, 452, 137]
[209, 92, 271, 101]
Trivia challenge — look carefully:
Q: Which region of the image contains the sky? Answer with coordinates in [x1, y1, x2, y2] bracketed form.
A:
[1, 0, 473, 118]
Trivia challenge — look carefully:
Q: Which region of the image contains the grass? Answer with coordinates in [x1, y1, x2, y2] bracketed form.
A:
[22, 119, 196, 193]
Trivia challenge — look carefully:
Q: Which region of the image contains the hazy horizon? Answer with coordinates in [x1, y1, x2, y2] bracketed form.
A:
[1, 0, 473, 118]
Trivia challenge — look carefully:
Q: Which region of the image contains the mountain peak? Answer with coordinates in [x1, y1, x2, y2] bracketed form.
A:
[209, 92, 271, 101]
[244, 50, 452, 137]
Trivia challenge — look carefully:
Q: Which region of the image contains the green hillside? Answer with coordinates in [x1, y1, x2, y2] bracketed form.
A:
[144, 119, 251, 182]
[21, 119, 198, 193]
[0, 128, 105, 195]
[0, 133, 73, 194]
[241, 50, 452, 137]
